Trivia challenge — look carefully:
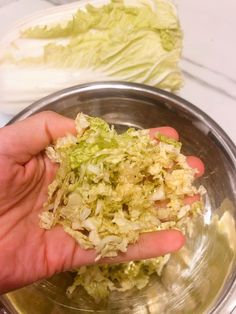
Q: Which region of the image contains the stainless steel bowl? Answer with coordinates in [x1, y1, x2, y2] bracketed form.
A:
[1, 82, 236, 314]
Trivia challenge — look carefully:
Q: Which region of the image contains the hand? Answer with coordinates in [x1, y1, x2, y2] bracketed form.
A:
[0, 112, 204, 294]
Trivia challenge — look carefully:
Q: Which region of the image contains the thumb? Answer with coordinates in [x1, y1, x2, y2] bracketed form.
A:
[0, 111, 76, 164]
[43, 227, 185, 277]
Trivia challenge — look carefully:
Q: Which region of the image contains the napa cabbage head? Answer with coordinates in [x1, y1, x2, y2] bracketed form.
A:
[5, 0, 182, 91]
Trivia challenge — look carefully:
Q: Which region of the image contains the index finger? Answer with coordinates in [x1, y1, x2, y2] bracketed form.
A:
[149, 126, 179, 141]
[149, 126, 205, 177]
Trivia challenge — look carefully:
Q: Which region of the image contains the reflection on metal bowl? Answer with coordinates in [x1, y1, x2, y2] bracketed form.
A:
[1, 82, 236, 313]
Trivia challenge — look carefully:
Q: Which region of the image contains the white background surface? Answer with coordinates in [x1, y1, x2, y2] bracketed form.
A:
[0, 0, 235, 143]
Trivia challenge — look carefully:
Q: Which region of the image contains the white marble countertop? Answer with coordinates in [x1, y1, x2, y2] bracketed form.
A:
[0, 0, 235, 144]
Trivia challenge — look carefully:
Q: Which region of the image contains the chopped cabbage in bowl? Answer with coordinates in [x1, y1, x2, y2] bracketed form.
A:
[40, 113, 205, 301]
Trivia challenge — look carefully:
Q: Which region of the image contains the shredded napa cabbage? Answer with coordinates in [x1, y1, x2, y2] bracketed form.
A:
[67, 255, 170, 302]
[40, 113, 205, 301]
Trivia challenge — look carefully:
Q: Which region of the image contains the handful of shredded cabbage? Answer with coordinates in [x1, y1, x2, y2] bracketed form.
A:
[40, 113, 205, 301]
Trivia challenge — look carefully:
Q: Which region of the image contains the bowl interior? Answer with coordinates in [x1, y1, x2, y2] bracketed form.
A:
[4, 83, 236, 314]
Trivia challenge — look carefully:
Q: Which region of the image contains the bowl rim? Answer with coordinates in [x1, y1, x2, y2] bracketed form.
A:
[8, 81, 236, 159]
[7, 81, 236, 313]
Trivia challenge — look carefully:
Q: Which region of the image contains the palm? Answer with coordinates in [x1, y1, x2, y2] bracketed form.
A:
[0, 112, 203, 294]
[0, 152, 69, 288]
